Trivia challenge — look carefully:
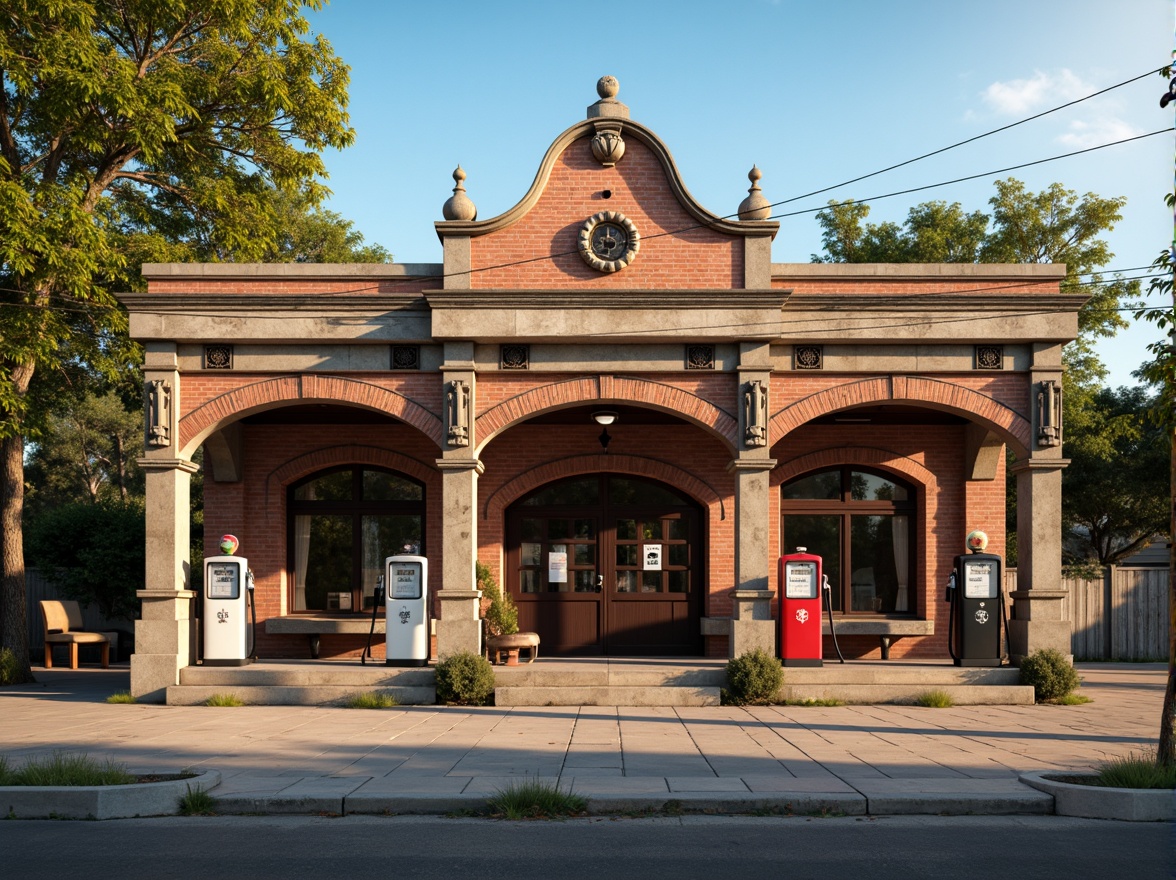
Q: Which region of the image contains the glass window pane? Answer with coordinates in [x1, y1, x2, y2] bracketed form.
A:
[361, 515, 421, 609]
[520, 518, 542, 542]
[521, 542, 542, 567]
[615, 571, 637, 593]
[641, 572, 661, 592]
[574, 544, 595, 565]
[573, 518, 596, 539]
[547, 519, 569, 540]
[363, 470, 422, 501]
[616, 519, 637, 540]
[850, 515, 902, 613]
[642, 520, 662, 540]
[521, 478, 599, 506]
[616, 545, 637, 566]
[783, 514, 841, 611]
[783, 470, 841, 500]
[574, 570, 596, 592]
[667, 519, 687, 540]
[668, 544, 688, 566]
[668, 571, 689, 593]
[850, 471, 908, 502]
[608, 478, 687, 506]
[294, 514, 352, 611]
[520, 569, 539, 594]
[294, 470, 352, 501]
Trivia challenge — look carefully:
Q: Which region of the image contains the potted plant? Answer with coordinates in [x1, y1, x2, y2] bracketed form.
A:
[477, 562, 537, 665]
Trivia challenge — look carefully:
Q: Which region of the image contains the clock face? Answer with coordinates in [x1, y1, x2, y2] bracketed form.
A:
[578, 211, 639, 273]
[591, 222, 629, 261]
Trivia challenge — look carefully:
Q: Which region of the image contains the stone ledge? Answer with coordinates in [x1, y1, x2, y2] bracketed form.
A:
[822, 619, 934, 636]
[1020, 771, 1176, 821]
[265, 616, 385, 635]
[0, 769, 220, 820]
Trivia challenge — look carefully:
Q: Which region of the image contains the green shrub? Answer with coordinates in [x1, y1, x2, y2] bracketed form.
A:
[0, 751, 135, 786]
[1019, 648, 1081, 702]
[478, 562, 518, 637]
[724, 649, 783, 706]
[435, 650, 496, 705]
[1095, 750, 1176, 789]
[914, 689, 954, 708]
[487, 778, 587, 819]
[0, 647, 21, 685]
[344, 691, 398, 709]
[204, 693, 245, 707]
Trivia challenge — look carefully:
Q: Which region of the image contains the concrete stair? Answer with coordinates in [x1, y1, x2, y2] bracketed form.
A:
[165, 659, 1033, 707]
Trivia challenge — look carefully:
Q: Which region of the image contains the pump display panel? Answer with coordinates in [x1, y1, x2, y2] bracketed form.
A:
[389, 563, 422, 600]
[207, 564, 240, 600]
[963, 561, 998, 599]
[784, 562, 818, 599]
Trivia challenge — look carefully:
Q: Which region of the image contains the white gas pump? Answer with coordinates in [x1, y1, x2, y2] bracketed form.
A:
[385, 554, 428, 667]
[203, 535, 255, 666]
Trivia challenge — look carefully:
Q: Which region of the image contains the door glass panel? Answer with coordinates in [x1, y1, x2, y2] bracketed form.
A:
[548, 519, 569, 540]
[668, 544, 688, 566]
[294, 470, 352, 501]
[609, 478, 687, 506]
[616, 571, 637, 593]
[850, 472, 908, 502]
[850, 515, 901, 612]
[783, 514, 841, 611]
[573, 519, 596, 539]
[363, 471, 422, 501]
[641, 572, 661, 592]
[522, 478, 599, 506]
[574, 570, 596, 592]
[520, 518, 542, 542]
[616, 519, 637, 540]
[667, 519, 687, 540]
[293, 514, 351, 611]
[574, 544, 595, 565]
[521, 542, 542, 566]
[642, 520, 662, 540]
[519, 570, 538, 593]
[668, 571, 689, 593]
[782, 470, 840, 500]
[616, 544, 637, 566]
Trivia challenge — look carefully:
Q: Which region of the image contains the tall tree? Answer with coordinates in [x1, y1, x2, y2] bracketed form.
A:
[0, 0, 354, 682]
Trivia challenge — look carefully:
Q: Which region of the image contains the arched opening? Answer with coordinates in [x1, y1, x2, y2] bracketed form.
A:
[781, 467, 917, 616]
[505, 474, 704, 656]
[287, 466, 425, 613]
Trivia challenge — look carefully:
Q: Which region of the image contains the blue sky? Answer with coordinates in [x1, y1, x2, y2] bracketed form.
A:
[304, 0, 1170, 390]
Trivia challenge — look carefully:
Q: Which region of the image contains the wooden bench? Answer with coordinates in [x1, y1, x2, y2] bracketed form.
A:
[39, 600, 110, 669]
[822, 618, 935, 659]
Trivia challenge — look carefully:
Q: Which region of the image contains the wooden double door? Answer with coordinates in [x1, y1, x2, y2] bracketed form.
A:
[505, 475, 703, 656]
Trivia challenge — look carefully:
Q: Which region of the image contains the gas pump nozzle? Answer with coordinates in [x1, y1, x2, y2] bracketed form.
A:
[945, 571, 957, 603]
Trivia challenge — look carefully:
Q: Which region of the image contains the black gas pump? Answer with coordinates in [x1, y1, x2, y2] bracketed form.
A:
[945, 530, 1005, 667]
[361, 575, 386, 665]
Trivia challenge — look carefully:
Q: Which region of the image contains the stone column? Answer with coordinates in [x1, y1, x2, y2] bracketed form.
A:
[132, 458, 199, 702]
[1009, 458, 1070, 663]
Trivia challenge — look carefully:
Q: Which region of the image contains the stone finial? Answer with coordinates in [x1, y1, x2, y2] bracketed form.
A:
[737, 166, 771, 221]
[442, 165, 477, 221]
[587, 75, 629, 120]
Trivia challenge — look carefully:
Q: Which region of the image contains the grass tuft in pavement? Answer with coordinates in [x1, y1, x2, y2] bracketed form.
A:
[106, 691, 136, 704]
[914, 689, 954, 708]
[0, 751, 135, 786]
[178, 784, 217, 815]
[204, 693, 245, 707]
[1095, 750, 1176, 789]
[343, 691, 399, 709]
[487, 778, 587, 819]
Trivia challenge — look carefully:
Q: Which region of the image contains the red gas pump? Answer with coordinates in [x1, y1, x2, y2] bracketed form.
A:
[778, 548, 823, 667]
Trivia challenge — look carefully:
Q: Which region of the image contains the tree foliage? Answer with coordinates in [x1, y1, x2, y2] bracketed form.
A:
[0, 0, 355, 681]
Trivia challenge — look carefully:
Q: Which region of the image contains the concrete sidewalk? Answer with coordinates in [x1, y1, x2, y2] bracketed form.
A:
[0, 662, 1166, 817]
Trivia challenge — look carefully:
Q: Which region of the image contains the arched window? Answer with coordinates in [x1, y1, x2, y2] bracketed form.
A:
[287, 467, 424, 613]
[781, 467, 915, 615]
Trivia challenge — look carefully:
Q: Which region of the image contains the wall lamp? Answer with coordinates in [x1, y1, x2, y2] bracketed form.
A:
[593, 411, 618, 451]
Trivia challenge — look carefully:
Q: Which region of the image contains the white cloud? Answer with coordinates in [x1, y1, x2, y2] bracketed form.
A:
[981, 69, 1089, 115]
[1057, 117, 1144, 149]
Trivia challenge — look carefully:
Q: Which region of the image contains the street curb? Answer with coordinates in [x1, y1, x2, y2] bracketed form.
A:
[0, 770, 221, 820]
[1020, 772, 1175, 822]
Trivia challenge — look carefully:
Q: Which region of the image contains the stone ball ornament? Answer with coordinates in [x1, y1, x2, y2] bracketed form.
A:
[597, 75, 620, 99]
[966, 530, 989, 554]
[578, 211, 640, 273]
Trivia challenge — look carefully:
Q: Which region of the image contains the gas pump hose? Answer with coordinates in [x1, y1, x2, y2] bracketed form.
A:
[247, 571, 258, 661]
[822, 575, 845, 664]
[361, 600, 379, 665]
[946, 573, 960, 664]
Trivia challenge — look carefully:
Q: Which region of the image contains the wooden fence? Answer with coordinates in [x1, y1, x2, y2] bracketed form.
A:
[1006, 567, 1169, 661]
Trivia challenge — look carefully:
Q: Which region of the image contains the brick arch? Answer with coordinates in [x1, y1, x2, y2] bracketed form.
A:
[483, 453, 726, 521]
[769, 376, 1031, 458]
[178, 374, 444, 454]
[773, 446, 937, 490]
[475, 375, 739, 453]
[261, 445, 437, 525]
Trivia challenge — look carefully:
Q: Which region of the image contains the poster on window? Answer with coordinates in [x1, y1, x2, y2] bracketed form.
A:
[643, 544, 662, 571]
[548, 546, 567, 583]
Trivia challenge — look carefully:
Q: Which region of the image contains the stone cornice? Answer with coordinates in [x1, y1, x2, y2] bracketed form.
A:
[118, 293, 428, 313]
[783, 294, 1087, 313]
[771, 263, 1068, 280]
[141, 263, 442, 279]
[424, 289, 791, 310]
[434, 119, 780, 242]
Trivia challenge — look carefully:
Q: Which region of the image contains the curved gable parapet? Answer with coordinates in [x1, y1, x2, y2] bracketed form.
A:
[434, 119, 779, 242]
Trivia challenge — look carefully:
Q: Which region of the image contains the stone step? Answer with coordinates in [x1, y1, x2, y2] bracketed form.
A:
[776, 683, 1034, 706]
[494, 685, 722, 707]
[179, 663, 433, 687]
[166, 684, 436, 706]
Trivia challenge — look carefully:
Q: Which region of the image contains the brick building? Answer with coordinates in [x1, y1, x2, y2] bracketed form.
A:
[123, 78, 1075, 700]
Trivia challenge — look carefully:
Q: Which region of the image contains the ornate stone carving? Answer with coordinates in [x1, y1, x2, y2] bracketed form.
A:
[578, 211, 640, 273]
[500, 345, 529, 370]
[1037, 379, 1062, 447]
[145, 379, 172, 448]
[975, 345, 1003, 370]
[743, 380, 768, 448]
[685, 344, 715, 370]
[794, 346, 823, 370]
[204, 345, 232, 369]
[442, 165, 477, 221]
[737, 166, 771, 221]
[591, 121, 625, 166]
[446, 379, 471, 448]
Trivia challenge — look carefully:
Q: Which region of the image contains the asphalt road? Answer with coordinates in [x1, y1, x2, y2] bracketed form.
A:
[2, 815, 1171, 880]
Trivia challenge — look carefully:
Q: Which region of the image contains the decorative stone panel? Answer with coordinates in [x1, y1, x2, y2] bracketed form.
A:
[204, 345, 233, 370]
[794, 345, 822, 370]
